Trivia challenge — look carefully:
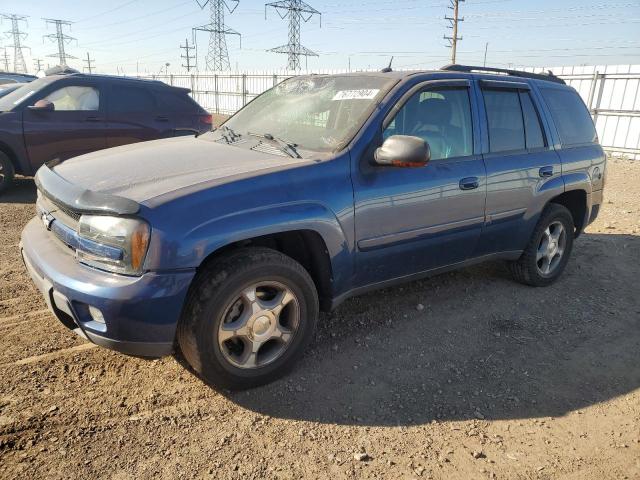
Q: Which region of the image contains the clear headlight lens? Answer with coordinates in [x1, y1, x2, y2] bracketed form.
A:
[76, 215, 150, 275]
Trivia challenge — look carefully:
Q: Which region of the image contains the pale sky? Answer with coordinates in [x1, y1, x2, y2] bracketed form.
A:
[1, 0, 639, 74]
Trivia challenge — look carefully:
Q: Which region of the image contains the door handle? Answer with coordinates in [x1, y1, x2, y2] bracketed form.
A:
[85, 116, 103, 122]
[539, 166, 554, 178]
[155, 115, 169, 122]
[459, 177, 479, 190]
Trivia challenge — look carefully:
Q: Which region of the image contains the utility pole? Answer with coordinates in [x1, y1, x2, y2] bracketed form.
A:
[444, 0, 464, 64]
[180, 38, 196, 72]
[483, 42, 488, 67]
[83, 52, 94, 73]
[2, 48, 10, 71]
[193, 1, 241, 72]
[33, 57, 43, 72]
[43, 18, 77, 66]
[265, 0, 321, 71]
[1, 13, 30, 73]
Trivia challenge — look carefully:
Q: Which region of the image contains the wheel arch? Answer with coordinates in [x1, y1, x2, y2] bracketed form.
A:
[196, 229, 335, 312]
[0, 141, 19, 174]
[548, 188, 588, 237]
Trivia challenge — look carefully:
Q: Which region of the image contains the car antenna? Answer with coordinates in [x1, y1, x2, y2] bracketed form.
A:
[381, 56, 394, 73]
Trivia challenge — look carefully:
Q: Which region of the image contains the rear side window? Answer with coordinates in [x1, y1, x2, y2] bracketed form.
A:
[541, 88, 597, 146]
[520, 92, 545, 149]
[110, 85, 155, 113]
[483, 89, 525, 152]
[155, 90, 198, 112]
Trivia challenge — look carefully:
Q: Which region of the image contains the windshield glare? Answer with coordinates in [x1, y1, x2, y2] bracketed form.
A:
[0, 77, 50, 111]
[219, 75, 395, 152]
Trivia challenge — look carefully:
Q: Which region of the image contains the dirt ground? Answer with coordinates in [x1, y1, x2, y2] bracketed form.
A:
[1, 159, 639, 480]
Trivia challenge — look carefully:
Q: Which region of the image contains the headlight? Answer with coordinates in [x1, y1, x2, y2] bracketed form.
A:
[76, 215, 150, 275]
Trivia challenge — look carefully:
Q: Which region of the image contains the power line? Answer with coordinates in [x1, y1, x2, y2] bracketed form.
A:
[1, 13, 30, 73]
[444, 0, 463, 64]
[83, 52, 95, 73]
[193, 0, 241, 71]
[265, 0, 321, 71]
[43, 18, 77, 66]
[180, 37, 196, 71]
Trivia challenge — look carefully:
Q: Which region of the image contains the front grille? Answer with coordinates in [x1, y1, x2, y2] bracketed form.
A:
[54, 202, 81, 221]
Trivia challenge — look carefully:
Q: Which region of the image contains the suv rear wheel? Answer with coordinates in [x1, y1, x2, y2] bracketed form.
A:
[177, 247, 319, 390]
[0, 152, 15, 194]
[509, 203, 575, 287]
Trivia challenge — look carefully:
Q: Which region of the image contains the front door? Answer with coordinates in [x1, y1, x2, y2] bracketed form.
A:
[353, 80, 487, 286]
[22, 80, 107, 171]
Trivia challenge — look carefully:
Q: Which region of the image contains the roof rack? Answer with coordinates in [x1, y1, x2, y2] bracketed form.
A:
[440, 64, 565, 85]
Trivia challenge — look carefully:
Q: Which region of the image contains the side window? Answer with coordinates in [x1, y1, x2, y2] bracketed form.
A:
[540, 88, 597, 146]
[155, 91, 197, 112]
[482, 89, 525, 153]
[520, 92, 546, 149]
[111, 85, 155, 113]
[383, 87, 473, 160]
[42, 86, 99, 111]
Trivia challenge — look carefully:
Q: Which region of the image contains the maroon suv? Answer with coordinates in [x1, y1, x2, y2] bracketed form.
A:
[0, 73, 212, 192]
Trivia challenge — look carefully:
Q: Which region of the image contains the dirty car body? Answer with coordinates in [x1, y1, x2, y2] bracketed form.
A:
[21, 66, 605, 387]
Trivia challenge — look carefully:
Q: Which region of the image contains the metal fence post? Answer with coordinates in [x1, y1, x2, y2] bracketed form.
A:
[214, 74, 219, 114]
[592, 73, 606, 124]
[242, 74, 247, 107]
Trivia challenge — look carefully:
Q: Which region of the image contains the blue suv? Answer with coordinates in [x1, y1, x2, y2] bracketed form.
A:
[21, 65, 605, 389]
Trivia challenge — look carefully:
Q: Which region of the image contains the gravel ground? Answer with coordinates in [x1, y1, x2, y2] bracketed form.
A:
[1, 159, 639, 480]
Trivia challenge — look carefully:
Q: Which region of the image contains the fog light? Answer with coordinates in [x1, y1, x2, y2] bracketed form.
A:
[88, 305, 105, 324]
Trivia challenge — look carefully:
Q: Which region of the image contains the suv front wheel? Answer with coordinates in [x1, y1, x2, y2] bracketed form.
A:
[177, 247, 319, 390]
[509, 203, 575, 287]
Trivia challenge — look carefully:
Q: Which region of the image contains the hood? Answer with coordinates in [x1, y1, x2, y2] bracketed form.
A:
[53, 136, 310, 204]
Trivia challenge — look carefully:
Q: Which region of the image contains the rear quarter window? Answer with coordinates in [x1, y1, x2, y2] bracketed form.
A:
[155, 90, 200, 113]
[540, 88, 597, 146]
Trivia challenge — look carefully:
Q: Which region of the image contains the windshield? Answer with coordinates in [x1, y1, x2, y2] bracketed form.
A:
[0, 77, 50, 112]
[216, 75, 396, 152]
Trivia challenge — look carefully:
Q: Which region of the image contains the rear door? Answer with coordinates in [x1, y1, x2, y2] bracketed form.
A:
[22, 78, 106, 170]
[106, 82, 169, 148]
[154, 88, 211, 135]
[476, 79, 563, 255]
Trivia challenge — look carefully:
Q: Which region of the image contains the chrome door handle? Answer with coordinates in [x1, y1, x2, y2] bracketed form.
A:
[459, 177, 479, 190]
[539, 166, 554, 178]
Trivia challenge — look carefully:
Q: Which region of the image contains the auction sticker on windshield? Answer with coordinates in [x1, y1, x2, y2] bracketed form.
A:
[332, 89, 380, 101]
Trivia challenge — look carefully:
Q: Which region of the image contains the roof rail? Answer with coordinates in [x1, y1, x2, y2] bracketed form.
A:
[440, 64, 566, 85]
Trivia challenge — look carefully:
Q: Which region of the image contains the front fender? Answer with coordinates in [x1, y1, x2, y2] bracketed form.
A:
[145, 201, 353, 292]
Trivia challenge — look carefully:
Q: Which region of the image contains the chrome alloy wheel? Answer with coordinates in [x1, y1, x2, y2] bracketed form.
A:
[217, 281, 300, 369]
[536, 220, 567, 276]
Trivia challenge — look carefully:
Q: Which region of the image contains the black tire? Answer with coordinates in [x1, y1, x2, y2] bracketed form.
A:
[0, 152, 15, 195]
[177, 247, 319, 390]
[509, 203, 575, 287]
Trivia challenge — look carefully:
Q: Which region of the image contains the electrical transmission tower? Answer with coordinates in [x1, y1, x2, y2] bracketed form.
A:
[83, 52, 95, 73]
[193, 1, 241, 72]
[1, 14, 30, 73]
[180, 38, 196, 72]
[444, 0, 464, 64]
[43, 18, 77, 66]
[2, 48, 10, 71]
[265, 1, 321, 71]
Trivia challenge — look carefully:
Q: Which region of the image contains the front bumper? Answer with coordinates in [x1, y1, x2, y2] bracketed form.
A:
[20, 217, 195, 357]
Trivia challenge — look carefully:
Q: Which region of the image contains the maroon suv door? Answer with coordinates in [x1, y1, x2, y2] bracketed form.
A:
[22, 79, 107, 171]
[153, 88, 212, 135]
[106, 82, 170, 148]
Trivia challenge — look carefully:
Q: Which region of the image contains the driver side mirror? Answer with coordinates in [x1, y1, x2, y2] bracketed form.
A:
[373, 135, 430, 167]
[28, 100, 55, 112]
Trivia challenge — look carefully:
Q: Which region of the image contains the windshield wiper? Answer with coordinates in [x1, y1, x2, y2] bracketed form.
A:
[218, 125, 241, 144]
[247, 132, 301, 158]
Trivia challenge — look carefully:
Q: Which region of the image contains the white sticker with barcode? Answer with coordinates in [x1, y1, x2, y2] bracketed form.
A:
[332, 89, 380, 101]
